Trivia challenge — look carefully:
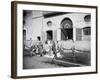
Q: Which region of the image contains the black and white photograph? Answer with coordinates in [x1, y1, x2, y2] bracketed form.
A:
[23, 10, 91, 69]
[11, 1, 97, 78]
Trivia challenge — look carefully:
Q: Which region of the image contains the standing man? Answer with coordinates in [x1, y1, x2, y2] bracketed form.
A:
[52, 40, 57, 59]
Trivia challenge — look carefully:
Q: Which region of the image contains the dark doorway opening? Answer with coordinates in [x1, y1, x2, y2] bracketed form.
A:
[47, 30, 53, 40]
[37, 36, 41, 41]
[23, 29, 26, 41]
[61, 29, 73, 40]
[61, 18, 73, 40]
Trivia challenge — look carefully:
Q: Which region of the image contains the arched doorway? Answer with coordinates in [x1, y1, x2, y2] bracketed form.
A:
[61, 18, 73, 40]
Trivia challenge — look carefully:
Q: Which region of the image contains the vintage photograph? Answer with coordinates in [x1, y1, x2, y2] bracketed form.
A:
[23, 10, 91, 69]
[11, 1, 97, 78]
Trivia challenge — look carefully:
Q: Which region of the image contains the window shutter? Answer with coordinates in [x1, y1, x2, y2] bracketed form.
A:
[76, 28, 82, 40]
[53, 30, 57, 41]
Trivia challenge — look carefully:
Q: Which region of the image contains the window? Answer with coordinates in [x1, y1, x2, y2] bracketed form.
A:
[83, 27, 91, 35]
[84, 15, 91, 22]
[47, 21, 52, 27]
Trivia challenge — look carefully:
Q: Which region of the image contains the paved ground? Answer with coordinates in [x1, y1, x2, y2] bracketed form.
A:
[23, 56, 62, 69]
[23, 49, 90, 69]
[23, 55, 84, 69]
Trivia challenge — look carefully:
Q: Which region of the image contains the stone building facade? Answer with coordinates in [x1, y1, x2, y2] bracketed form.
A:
[23, 11, 91, 51]
[42, 13, 91, 42]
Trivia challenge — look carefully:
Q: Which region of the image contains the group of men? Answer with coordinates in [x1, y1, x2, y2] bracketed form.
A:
[28, 40, 63, 58]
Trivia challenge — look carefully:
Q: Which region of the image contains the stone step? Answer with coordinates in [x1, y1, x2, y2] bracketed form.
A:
[52, 59, 84, 67]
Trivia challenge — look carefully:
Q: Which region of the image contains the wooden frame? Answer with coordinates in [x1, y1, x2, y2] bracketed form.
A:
[11, 1, 98, 79]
